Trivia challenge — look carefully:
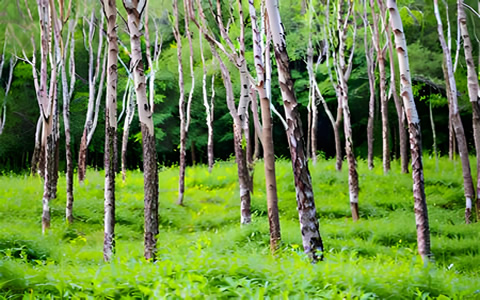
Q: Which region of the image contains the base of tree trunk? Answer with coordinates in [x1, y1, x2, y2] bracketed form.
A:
[465, 207, 472, 224]
[351, 202, 359, 221]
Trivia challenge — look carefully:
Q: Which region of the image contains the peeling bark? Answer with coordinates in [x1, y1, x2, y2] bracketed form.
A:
[123, 0, 159, 260]
[102, 0, 118, 262]
[266, 0, 323, 261]
[387, 0, 431, 262]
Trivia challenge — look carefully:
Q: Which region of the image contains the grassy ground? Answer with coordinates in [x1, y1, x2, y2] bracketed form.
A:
[0, 156, 479, 299]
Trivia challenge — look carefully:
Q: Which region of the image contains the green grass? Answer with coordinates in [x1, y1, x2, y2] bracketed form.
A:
[1, 157, 480, 299]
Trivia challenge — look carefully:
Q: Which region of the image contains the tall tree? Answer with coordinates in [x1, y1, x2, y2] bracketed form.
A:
[248, 0, 281, 252]
[458, 0, 480, 221]
[434, 0, 475, 224]
[370, 0, 390, 173]
[61, 16, 77, 224]
[266, 0, 324, 261]
[328, 0, 359, 220]
[122, 0, 159, 260]
[78, 11, 106, 183]
[0, 50, 17, 136]
[102, 0, 119, 262]
[387, 0, 431, 262]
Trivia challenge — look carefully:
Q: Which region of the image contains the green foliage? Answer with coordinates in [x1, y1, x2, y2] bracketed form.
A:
[0, 157, 479, 298]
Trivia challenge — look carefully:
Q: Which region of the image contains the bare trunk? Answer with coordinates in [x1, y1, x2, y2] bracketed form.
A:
[121, 84, 135, 181]
[249, 0, 281, 251]
[174, 0, 187, 206]
[102, 0, 118, 262]
[388, 0, 431, 262]
[458, 0, 480, 220]
[0, 57, 16, 135]
[31, 116, 43, 176]
[370, 0, 389, 173]
[62, 18, 77, 225]
[123, 0, 159, 260]
[385, 22, 409, 174]
[436, 0, 475, 223]
[78, 13, 105, 183]
[267, 0, 323, 261]
[429, 101, 438, 166]
[335, 102, 343, 171]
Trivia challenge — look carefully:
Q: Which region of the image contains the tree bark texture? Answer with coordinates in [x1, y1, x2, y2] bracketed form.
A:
[387, 0, 431, 262]
[249, 0, 281, 252]
[78, 13, 106, 183]
[435, 0, 475, 224]
[173, 0, 187, 206]
[123, 0, 159, 261]
[266, 0, 323, 261]
[458, 0, 480, 220]
[363, 2, 375, 170]
[102, 0, 119, 262]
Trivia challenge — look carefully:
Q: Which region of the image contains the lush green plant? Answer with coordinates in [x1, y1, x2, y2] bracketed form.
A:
[1, 156, 479, 298]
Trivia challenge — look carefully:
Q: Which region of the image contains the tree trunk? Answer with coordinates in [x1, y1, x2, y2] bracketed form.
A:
[248, 0, 281, 252]
[387, 0, 431, 262]
[61, 18, 77, 225]
[458, 0, 480, 221]
[123, 0, 159, 261]
[31, 116, 43, 176]
[102, 0, 119, 262]
[78, 13, 106, 183]
[370, 0, 389, 173]
[121, 84, 135, 182]
[364, 16, 375, 170]
[334, 101, 343, 171]
[173, 0, 187, 206]
[266, 0, 323, 261]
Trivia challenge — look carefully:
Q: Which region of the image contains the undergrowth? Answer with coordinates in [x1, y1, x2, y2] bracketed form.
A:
[0, 157, 479, 299]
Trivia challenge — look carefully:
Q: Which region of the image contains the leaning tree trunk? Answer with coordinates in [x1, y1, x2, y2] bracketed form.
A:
[266, 0, 324, 262]
[121, 82, 135, 182]
[102, 0, 119, 262]
[387, 0, 431, 263]
[123, 0, 159, 261]
[458, 0, 480, 221]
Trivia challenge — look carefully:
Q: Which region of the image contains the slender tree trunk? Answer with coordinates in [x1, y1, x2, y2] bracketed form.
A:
[266, 0, 323, 261]
[173, 0, 187, 206]
[334, 101, 343, 171]
[78, 13, 106, 183]
[0, 57, 16, 136]
[387, 0, 431, 262]
[370, 0, 389, 173]
[458, 0, 480, 220]
[102, 0, 118, 262]
[199, 33, 215, 172]
[123, 0, 159, 260]
[31, 116, 43, 176]
[385, 19, 409, 174]
[121, 83, 135, 182]
[62, 18, 76, 224]
[363, 4, 376, 170]
[249, 0, 281, 252]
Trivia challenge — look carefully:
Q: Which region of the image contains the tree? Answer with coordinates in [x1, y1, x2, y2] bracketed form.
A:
[101, 0, 118, 262]
[387, 0, 431, 262]
[458, 0, 480, 221]
[266, 0, 324, 261]
[434, 0, 475, 224]
[78, 10, 106, 183]
[122, 0, 159, 260]
[0, 42, 17, 136]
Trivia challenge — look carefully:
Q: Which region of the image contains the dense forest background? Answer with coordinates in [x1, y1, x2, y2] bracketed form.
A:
[1, 0, 477, 173]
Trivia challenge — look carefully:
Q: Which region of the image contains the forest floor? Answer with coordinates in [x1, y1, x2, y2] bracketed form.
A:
[0, 156, 479, 298]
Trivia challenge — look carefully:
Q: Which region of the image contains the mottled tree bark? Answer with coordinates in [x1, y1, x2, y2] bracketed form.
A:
[266, 0, 323, 261]
[121, 82, 135, 182]
[458, 0, 480, 221]
[123, 0, 159, 261]
[387, 0, 431, 262]
[0, 56, 16, 136]
[102, 0, 118, 262]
